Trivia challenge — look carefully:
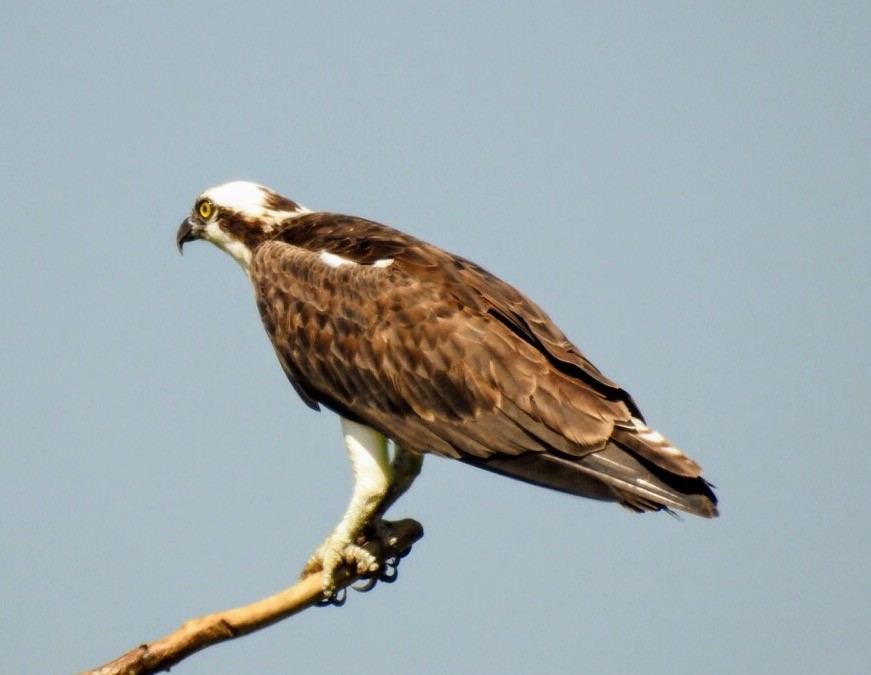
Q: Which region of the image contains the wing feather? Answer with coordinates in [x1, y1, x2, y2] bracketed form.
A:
[250, 216, 717, 517]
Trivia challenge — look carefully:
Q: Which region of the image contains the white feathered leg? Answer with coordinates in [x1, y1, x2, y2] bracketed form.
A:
[305, 418, 394, 593]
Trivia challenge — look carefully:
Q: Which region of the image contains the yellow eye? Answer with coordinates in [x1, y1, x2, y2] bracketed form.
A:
[197, 199, 214, 220]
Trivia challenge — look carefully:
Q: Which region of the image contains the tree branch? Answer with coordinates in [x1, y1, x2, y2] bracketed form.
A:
[79, 519, 424, 675]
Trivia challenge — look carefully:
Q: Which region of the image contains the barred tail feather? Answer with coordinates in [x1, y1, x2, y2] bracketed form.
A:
[464, 439, 718, 519]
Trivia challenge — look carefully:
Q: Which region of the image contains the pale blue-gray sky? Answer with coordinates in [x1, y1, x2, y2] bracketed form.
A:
[1, 3, 869, 674]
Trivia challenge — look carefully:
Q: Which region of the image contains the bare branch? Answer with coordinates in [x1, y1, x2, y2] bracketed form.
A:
[79, 519, 424, 675]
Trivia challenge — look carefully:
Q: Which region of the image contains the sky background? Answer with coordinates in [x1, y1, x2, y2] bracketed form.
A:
[1, 3, 869, 674]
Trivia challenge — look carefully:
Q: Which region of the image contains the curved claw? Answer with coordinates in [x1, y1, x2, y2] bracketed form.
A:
[316, 587, 347, 607]
[377, 559, 399, 583]
[351, 577, 378, 593]
[312, 521, 421, 606]
[377, 573, 396, 585]
[350, 549, 406, 595]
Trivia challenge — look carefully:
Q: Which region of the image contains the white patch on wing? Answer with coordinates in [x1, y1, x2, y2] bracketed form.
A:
[640, 429, 666, 443]
[320, 251, 357, 268]
[628, 417, 685, 456]
[319, 251, 393, 269]
[630, 417, 650, 432]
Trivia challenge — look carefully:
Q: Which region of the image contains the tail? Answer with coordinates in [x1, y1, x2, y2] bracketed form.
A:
[464, 418, 718, 518]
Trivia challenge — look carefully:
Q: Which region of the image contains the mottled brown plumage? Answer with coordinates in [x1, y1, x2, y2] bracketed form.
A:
[178, 182, 718, 531]
[246, 211, 717, 517]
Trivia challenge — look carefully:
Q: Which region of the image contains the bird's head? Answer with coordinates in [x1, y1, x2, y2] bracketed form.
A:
[176, 181, 308, 271]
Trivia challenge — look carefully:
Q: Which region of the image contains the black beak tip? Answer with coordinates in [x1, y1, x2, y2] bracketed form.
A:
[176, 218, 197, 255]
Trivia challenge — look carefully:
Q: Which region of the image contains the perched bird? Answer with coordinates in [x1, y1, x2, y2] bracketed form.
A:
[177, 181, 718, 592]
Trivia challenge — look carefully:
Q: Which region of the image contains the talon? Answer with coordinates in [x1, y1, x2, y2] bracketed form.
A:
[378, 561, 399, 583]
[305, 532, 381, 594]
[352, 578, 378, 593]
[316, 587, 346, 607]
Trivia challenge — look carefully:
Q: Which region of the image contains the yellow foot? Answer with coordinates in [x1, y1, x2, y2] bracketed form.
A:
[302, 531, 380, 595]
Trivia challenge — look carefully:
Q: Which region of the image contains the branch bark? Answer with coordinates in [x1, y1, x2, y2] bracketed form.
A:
[79, 519, 423, 675]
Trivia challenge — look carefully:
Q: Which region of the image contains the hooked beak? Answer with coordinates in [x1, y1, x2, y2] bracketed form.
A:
[176, 217, 201, 254]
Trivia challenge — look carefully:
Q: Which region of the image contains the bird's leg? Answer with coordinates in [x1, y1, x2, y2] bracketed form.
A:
[382, 445, 424, 516]
[344, 446, 424, 595]
[302, 418, 394, 594]
[365, 445, 424, 542]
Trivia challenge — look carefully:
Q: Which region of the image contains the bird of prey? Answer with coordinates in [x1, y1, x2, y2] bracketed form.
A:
[177, 181, 718, 592]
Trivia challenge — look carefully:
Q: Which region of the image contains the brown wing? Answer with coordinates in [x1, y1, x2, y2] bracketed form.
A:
[251, 216, 718, 517]
[275, 214, 644, 414]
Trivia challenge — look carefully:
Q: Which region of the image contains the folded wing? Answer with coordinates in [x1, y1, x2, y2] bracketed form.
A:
[251, 215, 718, 517]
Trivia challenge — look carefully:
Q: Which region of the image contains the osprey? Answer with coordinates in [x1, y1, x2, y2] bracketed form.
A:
[177, 181, 718, 592]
